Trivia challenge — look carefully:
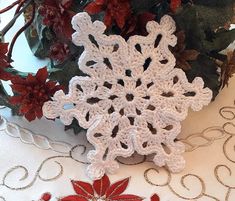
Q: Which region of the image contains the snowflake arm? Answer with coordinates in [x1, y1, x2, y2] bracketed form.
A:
[72, 13, 128, 79]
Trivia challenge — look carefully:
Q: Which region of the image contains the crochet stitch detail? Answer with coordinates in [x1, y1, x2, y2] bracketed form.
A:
[43, 12, 212, 180]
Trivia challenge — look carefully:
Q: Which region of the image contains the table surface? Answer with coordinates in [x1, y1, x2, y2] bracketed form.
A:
[1, 1, 235, 201]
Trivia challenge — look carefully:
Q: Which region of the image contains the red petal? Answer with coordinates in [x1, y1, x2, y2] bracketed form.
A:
[61, 14, 74, 39]
[10, 84, 26, 93]
[43, 0, 57, 7]
[20, 103, 33, 114]
[112, 194, 143, 201]
[11, 75, 25, 84]
[24, 110, 36, 121]
[41, 192, 51, 201]
[0, 42, 9, 55]
[9, 96, 23, 104]
[104, 13, 112, 27]
[0, 56, 10, 67]
[115, 15, 126, 29]
[26, 73, 37, 84]
[106, 177, 130, 198]
[45, 81, 57, 90]
[151, 194, 160, 201]
[36, 67, 48, 83]
[54, 84, 65, 92]
[139, 12, 156, 26]
[71, 180, 94, 198]
[95, 0, 105, 5]
[170, 0, 181, 12]
[84, 2, 103, 14]
[61, 0, 73, 9]
[0, 69, 12, 81]
[93, 174, 110, 196]
[35, 107, 43, 119]
[60, 195, 88, 201]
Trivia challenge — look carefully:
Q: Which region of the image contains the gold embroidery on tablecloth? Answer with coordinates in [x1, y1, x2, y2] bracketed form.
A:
[144, 99, 235, 201]
[215, 165, 235, 201]
[1, 100, 235, 200]
[0, 144, 89, 192]
[144, 168, 219, 201]
[180, 126, 226, 152]
[0, 196, 6, 201]
[69, 144, 90, 164]
[223, 135, 235, 163]
[0, 156, 69, 191]
[219, 106, 235, 120]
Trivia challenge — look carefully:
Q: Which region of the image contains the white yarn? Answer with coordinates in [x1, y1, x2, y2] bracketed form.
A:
[43, 12, 212, 180]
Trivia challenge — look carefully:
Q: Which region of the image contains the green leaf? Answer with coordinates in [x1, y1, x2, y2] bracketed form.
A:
[0, 81, 7, 96]
[194, 4, 234, 30]
[174, 4, 235, 53]
[64, 118, 85, 135]
[0, 81, 19, 114]
[71, 0, 91, 12]
[24, 11, 55, 58]
[49, 60, 85, 88]
[185, 54, 221, 99]
[131, 0, 161, 13]
[152, 1, 169, 21]
[202, 29, 235, 53]
[194, 0, 234, 7]
[174, 5, 205, 51]
[4, 68, 28, 78]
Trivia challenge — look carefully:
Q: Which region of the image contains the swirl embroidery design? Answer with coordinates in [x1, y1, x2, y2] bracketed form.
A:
[144, 100, 235, 201]
[0, 99, 235, 200]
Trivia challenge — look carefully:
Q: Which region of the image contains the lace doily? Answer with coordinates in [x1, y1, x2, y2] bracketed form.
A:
[43, 12, 212, 180]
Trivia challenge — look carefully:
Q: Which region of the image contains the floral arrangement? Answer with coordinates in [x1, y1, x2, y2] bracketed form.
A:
[0, 0, 235, 133]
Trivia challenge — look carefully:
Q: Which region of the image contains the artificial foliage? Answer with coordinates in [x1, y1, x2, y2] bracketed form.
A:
[0, 0, 235, 133]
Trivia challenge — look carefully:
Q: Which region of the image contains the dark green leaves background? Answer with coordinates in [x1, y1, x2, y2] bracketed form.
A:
[20, 0, 235, 132]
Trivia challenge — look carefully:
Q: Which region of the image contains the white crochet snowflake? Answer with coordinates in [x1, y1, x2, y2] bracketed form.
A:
[43, 12, 212, 180]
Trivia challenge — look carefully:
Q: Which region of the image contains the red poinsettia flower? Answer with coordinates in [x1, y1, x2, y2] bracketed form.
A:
[85, 0, 131, 29]
[49, 42, 70, 63]
[37, 175, 161, 201]
[38, 0, 74, 38]
[121, 12, 156, 39]
[60, 174, 143, 201]
[0, 42, 13, 81]
[170, 0, 182, 13]
[10, 67, 63, 121]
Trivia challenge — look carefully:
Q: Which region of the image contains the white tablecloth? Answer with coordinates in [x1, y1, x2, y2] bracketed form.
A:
[0, 76, 235, 201]
[1, 1, 235, 200]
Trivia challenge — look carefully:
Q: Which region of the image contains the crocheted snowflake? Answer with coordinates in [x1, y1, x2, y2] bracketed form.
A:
[43, 12, 212, 180]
